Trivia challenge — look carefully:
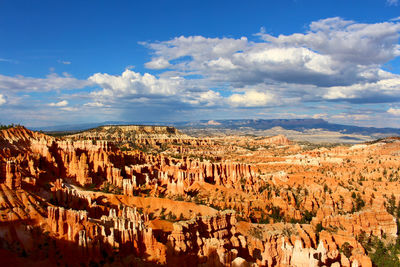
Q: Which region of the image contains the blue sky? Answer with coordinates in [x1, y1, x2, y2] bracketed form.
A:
[1, 0, 400, 127]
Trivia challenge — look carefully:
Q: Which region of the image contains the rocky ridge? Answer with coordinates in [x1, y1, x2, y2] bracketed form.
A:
[0, 126, 399, 266]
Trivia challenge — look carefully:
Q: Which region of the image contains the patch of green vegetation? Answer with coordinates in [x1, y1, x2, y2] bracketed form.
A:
[84, 183, 97, 191]
[210, 203, 222, 211]
[45, 128, 87, 137]
[174, 195, 184, 201]
[258, 184, 270, 194]
[385, 193, 399, 217]
[244, 145, 257, 151]
[101, 182, 122, 194]
[0, 123, 22, 130]
[166, 211, 177, 221]
[357, 232, 400, 267]
[297, 141, 349, 151]
[350, 192, 365, 213]
[339, 242, 353, 258]
[323, 184, 329, 192]
[269, 206, 283, 222]
[369, 239, 400, 267]
[302, 210, 316, 223]
[357, 195, 400, 267]
[159, 208, 167, 220]
[249, 226, 263, 240]
[170, 154, 182, 160]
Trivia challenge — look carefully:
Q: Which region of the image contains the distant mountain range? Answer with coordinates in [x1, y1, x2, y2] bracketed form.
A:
[173, 119, 400, 136]
[33, 119, 400, 136]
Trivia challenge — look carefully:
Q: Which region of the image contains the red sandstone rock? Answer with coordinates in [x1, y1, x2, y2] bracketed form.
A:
[0, 126, 397, 266]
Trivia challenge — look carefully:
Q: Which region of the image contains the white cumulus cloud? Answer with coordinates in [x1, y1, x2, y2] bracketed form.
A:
[49, 100, 68, 107]
[84, 102, 105, 107]
[322, 75, 400, 101]
[388, 108, 400, 115]
[0, 94, 6, 106]
[145, 57, 171, 69]
[228, 91, 275, 107]
[88, 69, 222, 109]
[89, 69, 182, 97]
[2, 17, 400, 127]
[0, 73, 90, 92]
[261, 17, 400, 66]
[142, 17, 400, 104]
[60, 106, 78, 112]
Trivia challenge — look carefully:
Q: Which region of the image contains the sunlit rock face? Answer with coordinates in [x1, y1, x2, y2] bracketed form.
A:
[0, 125, 398, 266]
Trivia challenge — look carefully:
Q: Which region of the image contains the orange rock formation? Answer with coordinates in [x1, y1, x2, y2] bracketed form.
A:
[0, 125, 398, 266]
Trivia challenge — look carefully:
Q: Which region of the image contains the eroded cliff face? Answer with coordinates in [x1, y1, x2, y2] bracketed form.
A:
[0, 126, 398, 266]
[66, 125, 212, 146]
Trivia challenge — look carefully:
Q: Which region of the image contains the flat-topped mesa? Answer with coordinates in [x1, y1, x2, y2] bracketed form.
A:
[65, 124, 215, 147]
[102, 125, 181, 135]
[67, 125, 189, 140]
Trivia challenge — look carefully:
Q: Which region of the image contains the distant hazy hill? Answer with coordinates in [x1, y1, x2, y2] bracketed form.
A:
[174, 119, 400, 136]
[32, 121, 166, 132]
[33, 119, 400, 143]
